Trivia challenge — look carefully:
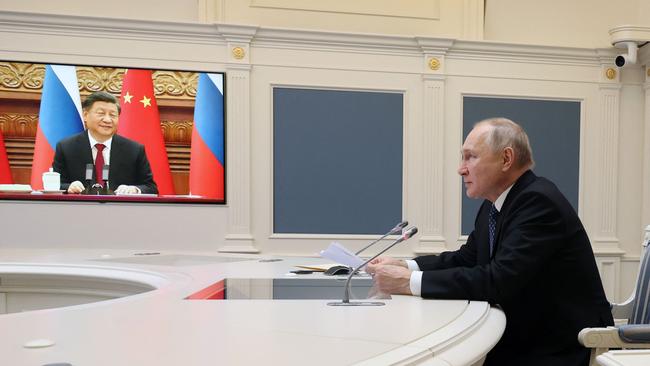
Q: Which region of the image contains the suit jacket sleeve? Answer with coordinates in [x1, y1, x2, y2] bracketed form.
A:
[415, 224, 480, 270]
[133, 144, 158, 194]
[418, 191, 569, 305]
[52, 140, 74, 191]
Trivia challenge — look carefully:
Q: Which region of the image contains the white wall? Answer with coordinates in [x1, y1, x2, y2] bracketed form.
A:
[0, 2, 648, 302]
[485, 0, 650, 48]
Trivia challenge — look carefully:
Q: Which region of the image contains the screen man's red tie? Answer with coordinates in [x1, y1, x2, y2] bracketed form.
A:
[95, 143, 105, 185]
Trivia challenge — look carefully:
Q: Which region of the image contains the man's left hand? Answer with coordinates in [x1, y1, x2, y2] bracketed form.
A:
[372, 265, 413, 295]
[115, 185, 140, 195]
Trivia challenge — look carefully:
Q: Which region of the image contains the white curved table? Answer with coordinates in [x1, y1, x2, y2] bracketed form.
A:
[597, 350, 650, 366]
[0, 251, 505, 366]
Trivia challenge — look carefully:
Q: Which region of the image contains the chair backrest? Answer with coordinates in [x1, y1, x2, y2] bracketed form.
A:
[630, 225, 650, 324]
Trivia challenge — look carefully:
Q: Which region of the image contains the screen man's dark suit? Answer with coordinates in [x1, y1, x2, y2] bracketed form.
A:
[414, 170, 612, 366]
[52, 131, 158, 194]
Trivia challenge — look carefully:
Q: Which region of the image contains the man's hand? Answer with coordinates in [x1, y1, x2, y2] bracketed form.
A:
[373, 265, 412, 295]
[366, 256, 407, 274]
[115, 185, 140, 195]
[67, 180, 85, 194]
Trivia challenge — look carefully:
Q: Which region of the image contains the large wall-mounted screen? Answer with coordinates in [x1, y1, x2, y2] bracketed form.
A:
[0, 61, 225, 204]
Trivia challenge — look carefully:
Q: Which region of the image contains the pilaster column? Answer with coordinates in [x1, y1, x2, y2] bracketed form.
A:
[592, 64, 624, 300]
[416, 74, 446, 254]
[218, 24, 259, 253]
[414, 38, 453, 254]
[594, 78, 621, 252]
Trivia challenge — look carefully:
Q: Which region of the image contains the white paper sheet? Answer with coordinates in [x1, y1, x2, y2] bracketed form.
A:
[319, 242, 364, 269]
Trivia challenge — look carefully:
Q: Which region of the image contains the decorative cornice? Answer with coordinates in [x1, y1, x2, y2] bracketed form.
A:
[450, 40, 604, 66]
[0, 10, 224, 45]
[595, 48, 622, 65]
[252, 26, 423, 54]
[415, 37, 455, 54]
[216, 23, 259, 43]
[0, 10, 616, 68]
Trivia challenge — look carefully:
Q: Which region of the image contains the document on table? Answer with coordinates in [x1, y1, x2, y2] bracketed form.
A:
[319, 242, 364, 269]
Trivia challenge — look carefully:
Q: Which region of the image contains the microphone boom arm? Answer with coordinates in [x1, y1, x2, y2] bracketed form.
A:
[354, 220, 407, 255]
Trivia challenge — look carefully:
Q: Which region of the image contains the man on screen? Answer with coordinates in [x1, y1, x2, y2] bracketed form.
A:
[366, 118, 612, 366]
[52, 91, 158, 194]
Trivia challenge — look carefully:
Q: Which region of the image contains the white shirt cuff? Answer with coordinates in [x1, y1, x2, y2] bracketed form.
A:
[410, 271, 423, 296]
[406, 259, 420, 271]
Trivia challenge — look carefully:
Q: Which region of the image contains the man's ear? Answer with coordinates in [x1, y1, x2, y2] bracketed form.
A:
[502, 147, 515, 171]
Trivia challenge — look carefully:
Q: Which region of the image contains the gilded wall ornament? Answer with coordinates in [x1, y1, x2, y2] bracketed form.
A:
[605, 68, 617, 80]
[232, 47, 246, 60]
[428, 57, 441, 71]
[0, 63, 45, 91]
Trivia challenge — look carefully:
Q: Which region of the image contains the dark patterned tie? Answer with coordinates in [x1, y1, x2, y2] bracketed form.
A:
[488, 204, 499, 256]
[95, 143, 105, 185]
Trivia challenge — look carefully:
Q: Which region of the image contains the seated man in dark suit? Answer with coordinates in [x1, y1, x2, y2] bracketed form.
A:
[367, 118, 613, 366]
[52, 91, 158, 194]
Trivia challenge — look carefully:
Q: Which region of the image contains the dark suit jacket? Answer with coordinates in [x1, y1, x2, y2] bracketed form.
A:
[414, 170, 612, 366]
[52, 131, 158, 194]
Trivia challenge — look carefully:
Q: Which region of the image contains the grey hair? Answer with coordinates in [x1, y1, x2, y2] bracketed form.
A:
[475, 117, 535, 170]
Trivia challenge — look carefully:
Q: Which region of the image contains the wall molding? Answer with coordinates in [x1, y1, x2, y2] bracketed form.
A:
[0, 10, 621, 68]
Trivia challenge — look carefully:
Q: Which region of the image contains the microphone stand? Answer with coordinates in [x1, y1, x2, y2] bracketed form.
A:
[327, 227, 418, 307]
[84, 163, 93, 194]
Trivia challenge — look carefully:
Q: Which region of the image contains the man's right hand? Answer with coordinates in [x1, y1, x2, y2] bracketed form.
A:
[67, 180, 85, 194]
[366, 256, 407, 274]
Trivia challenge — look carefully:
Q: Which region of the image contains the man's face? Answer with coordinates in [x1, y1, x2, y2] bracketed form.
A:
[458, 125, 505, 202]
[83, 101, 119, 142]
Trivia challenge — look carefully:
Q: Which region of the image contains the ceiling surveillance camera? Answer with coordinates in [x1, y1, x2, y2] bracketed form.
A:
[614, 41, 638, 67]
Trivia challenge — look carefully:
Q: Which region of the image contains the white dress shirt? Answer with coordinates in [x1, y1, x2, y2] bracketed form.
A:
[87, 134, 112, 166]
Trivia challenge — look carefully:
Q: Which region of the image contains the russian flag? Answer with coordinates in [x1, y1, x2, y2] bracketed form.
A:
[30, 65, 83, 190]
[189, 73, 225, 199]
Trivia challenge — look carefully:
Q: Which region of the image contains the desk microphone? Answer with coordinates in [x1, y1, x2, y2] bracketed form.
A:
[355, 220, 408, 255]
[84, 163, 93, 194]
[102, 164, 110, 193]
[328, 226, 418, 307]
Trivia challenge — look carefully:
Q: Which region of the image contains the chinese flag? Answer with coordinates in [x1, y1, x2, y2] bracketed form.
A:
[0, 128, 12, 184]
[118, 69, 175, 194]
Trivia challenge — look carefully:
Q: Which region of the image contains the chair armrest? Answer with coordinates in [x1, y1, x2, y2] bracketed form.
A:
[579, 326, 650, 349]
[618, 325, 650, 343]
[579, 327, 625, 348]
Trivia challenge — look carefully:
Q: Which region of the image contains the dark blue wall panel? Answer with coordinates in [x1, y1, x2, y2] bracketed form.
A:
[462, 97, 581, 234]
[273, 88, 403, 234]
